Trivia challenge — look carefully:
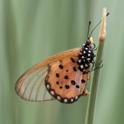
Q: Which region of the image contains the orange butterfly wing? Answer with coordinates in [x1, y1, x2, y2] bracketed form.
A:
[15, 48, 83, 102]
[46, 56, 90, 103]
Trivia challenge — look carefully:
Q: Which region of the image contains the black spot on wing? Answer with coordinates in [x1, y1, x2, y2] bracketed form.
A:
[76, 85, 80, 88]
[56, 81, 59, 84]
[65, 85, 70, 89]
[56, 73, 59, 78]
[70, 57, 75, 63]
[59, 64, 63, 69]
[71, 80, 76, 85]
[81, 79, 85, 83]
[73, 67, 77, 71]
[64, 75, 69, 79]
[60, 86, 63, 89]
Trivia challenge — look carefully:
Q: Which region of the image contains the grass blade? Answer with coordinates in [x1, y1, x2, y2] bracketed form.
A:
[85, 8, 108, 124]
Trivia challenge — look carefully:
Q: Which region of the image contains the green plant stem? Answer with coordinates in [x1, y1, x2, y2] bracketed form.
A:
[84, 8, 107, 124]
[85, 42, 104, 124]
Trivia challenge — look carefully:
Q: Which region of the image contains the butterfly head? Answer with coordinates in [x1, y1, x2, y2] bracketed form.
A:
[82, 36, 95, 50]
[86, 36, 94, 45]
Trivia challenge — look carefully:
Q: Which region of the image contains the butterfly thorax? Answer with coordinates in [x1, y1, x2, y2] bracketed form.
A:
[77, 39, 95, 72]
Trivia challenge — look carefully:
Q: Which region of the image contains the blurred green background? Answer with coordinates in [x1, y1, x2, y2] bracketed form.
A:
[0, 0, 124, 124]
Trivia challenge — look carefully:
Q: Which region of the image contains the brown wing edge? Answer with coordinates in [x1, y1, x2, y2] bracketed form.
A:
[15, 48, 81, 101]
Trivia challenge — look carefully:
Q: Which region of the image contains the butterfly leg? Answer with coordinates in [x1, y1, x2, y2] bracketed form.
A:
[91, 60, 103, 72]
[94, 60, 103, 70]
[82, 88, 90, 96]
[92, 43, 97, 51]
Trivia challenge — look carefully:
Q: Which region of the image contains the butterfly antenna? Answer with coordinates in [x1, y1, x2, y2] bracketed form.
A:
[87, 21, 91, 38]
[89, 12, 109, 36]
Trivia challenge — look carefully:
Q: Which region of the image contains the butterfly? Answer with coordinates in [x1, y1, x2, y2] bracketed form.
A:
[15, 22, 97, 104]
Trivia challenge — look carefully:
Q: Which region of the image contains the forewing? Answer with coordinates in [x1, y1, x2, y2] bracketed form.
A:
[15, 48, 80, 102]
